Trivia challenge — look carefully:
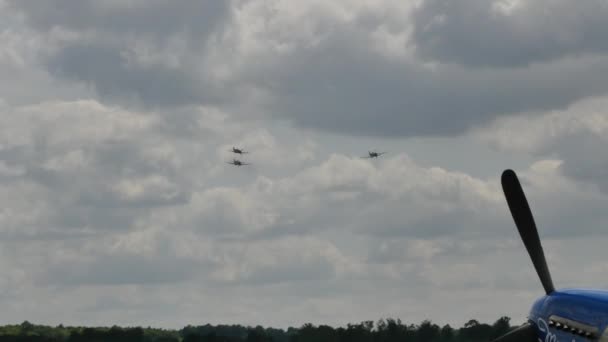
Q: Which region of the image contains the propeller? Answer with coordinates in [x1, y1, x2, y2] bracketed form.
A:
[501, 169, 554, 295]
[490, 169, 555, 342]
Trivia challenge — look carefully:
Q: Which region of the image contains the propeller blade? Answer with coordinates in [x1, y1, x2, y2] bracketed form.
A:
[501, 169, 555, 294]
[491, 323, 537, 342]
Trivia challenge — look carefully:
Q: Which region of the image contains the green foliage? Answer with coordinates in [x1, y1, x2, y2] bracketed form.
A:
[0, 317, 517, 341]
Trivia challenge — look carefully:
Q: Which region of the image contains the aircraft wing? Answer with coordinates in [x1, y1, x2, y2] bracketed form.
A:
[490, 322, 537, 342]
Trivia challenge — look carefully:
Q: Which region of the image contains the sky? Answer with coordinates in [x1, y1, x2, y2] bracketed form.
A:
[2, 0, 608, 331]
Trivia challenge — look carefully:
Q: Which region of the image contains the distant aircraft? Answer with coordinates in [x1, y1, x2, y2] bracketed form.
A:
[361, 151, 386, 159]
[226, 159, 250, 166]
[491, 169, 608, 342]
[229, 147, 249, 154]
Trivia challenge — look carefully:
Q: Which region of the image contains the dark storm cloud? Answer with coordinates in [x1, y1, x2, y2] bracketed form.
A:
[10, 0, 608, 138]
[46, 43, 208, 108]
[8, 0, 232, 108]
[551, 132, 608, 195]
[411, 0, 608, 68]
[8, 0, 230, 41]
[255, 26, 608, 138]
[561, 162, 608, 193]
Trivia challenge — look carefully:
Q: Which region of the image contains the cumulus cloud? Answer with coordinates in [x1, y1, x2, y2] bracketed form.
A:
[411, 0, 608, 67]
[0, 14, 91, 105]
[0, 100, 233, 237]
[473, 95, 608, 195]
[8, 0, 231, 39]
[7, 0, 608, 138]
[4, 0, 608, 331]
[2, 91, 607, 326]
[202, 0, 608, 138]
[7, 0, 233, 108]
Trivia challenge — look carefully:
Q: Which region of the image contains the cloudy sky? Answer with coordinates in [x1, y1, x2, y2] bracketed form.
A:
[2, 0, 608, 330]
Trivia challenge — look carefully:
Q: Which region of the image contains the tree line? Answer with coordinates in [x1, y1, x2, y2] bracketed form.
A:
[0, 316, 516, 341]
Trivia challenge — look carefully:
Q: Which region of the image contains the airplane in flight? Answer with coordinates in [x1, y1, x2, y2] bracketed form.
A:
[361, 150, 386, 159]
[229, 147, 249, 155]
[491, 169, 608, 342]
[226, 159, 250, 166]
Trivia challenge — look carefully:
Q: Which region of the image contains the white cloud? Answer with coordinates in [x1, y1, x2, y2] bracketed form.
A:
[9, 0, 608, 138]
[411, 0, 608, 67]
[472, 95, 608, 194]
[3, 0, 608, 332]
[472, 96, 608, 153]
